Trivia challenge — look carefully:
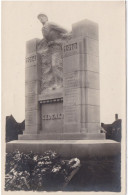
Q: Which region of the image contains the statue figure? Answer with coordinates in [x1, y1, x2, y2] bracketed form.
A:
[37, 13, 72, 93]
[37, 13, 71, 46]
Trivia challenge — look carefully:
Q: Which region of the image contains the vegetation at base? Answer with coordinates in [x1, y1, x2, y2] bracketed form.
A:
[5, 150, 80, 191]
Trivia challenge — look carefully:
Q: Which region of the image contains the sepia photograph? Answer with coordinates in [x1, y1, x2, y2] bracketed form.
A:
[2, 1, 126, 194]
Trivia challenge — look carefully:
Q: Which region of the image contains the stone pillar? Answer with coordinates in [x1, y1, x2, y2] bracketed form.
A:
[63, 19, 101, 136]
[24, 38, 42, 134]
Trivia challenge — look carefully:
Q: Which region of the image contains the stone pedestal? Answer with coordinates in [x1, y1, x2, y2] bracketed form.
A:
[6, 140, 120, 160]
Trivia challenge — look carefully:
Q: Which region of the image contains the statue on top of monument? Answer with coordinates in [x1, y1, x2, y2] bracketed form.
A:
[37, 13, 71, 46]
[37, 13, 72, 92]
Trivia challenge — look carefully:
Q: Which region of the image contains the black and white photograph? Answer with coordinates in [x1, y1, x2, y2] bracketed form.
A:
[2, 1, 126, 194]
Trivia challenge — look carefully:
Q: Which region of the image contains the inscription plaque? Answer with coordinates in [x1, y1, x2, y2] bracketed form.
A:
[63, 43, 77, 52]
[63, 42, 78, 57]
[64, 71, 81, 124]
[42, 113, 64, 120]
[64, 72, 80, 106]
[64, 72, 78, 87]
[64, 106, 78, 123]
[64, 88, 79, 106]
[26, 55, 37, 63]
[41, 102, 63, 133]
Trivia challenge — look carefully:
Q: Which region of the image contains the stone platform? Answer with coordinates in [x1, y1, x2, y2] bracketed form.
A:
[18, 133, 105, 140]
[6, 140, 120, 160]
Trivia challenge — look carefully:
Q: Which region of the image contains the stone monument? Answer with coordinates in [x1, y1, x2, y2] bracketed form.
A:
[7, 14, 120, 159]
[18, 14, 104, 140]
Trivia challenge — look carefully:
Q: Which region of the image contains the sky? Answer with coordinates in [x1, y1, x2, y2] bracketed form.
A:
[2, 1, 126, 124]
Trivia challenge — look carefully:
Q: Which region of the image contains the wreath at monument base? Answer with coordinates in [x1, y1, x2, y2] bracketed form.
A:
[5, 150, 80, 191]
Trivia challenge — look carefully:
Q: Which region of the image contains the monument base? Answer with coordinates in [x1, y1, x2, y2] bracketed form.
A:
[18, 132, 105, 140]
[6, 140, 120, 160]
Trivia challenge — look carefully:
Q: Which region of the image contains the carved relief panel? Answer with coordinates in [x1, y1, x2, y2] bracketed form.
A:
[37, 42, 63, 93]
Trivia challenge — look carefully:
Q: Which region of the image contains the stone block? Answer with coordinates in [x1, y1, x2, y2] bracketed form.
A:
[25, 95, 39, 111]
[25, 110, 41, 127]
[62, 133, 86, 140]
[25, 124, 41, 134]
[86, 54, 99, 73]
[63, 104, 99, 133]
[63, 124, 81, 133]
[85, 71, 99, 89]
[85, 123, 101, 133]
[63, 87, 80, 106]
[81, 88, 100, 105]
[63, 71, 79, 89]
[81, 105, 100, 123]
[63, 54, 99, 73]
[25, 66, 41, 82]
[81, 123, 87, 130]
[64, 104, 81, 124]
[63, 71, 99, 93]
[26, 38, 40, 54]
[25, 81, 41, 95]
[41, 119, 64, 134]
[38, 134, 62, 140]
[86, 37, 99, 56]
[86, 105, 100, 123]
[63, 54, 85, 73]
[66, 71, 99, 89]
[72, 19, 99, 40]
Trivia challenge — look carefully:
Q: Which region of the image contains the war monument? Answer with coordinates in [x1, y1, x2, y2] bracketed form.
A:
[7, 14, 120, 159]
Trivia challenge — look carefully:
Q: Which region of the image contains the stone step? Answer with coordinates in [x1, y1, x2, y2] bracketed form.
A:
[18, 132, 105, 140]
